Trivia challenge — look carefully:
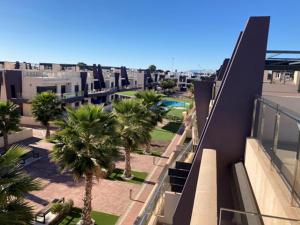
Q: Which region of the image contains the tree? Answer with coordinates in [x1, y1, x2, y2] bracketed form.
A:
[0, 145, 41, 224]
[113, 99, 152, 178]
[148, 65, 157, 73]
[0, 101, 21, 151]
[135, 91, 165, 153]
[51, 105, 118, 225]
[160, 79, 177, 94]
[187, 83, 194, 98]
[31, 92, 61, 138]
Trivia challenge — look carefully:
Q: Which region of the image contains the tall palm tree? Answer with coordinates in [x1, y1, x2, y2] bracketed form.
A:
[0, 101, 21, 151]
[0, 145, 41, 224]
[51, 104, 118, 225]
[113, 99, 152, 178]
[31, 92, 61, 138]
[135, 91, 166, 153]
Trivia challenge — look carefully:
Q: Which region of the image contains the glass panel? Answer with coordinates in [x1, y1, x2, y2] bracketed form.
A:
[260, 104, 277, 157]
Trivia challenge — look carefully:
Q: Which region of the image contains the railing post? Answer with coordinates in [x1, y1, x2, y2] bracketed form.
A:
[272, 104, 280, 157]
[291, 123, 300, 206]
[258, 100, 265, 143]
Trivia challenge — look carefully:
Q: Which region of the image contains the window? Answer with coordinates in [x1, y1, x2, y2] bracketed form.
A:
[61, 85, 66, 94]
[37, 86, 57, 94]
[111, 82, 114, 88]
[91, 83, 94, 90]
[75, 85, 79, 93]
[10, 85, 16, 98]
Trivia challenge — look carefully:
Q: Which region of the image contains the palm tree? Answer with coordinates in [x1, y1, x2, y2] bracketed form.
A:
[135, 91, 165, 153]
[51, 104, 118, 225]
[0, 101, 21, 151]
[0, 145, 41, 224]
[31, 92, 61, 138]
[113, 99, 152, 178]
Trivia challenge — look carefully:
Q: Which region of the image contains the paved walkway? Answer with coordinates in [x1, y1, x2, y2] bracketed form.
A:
[117, 124, 186, 225]
[24, 129, 155, 216]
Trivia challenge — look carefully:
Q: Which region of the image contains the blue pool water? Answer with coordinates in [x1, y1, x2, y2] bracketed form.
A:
[161, 100, 186, 107]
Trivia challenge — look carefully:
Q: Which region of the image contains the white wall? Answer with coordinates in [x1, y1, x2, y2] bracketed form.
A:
[0, 128, 33, 147]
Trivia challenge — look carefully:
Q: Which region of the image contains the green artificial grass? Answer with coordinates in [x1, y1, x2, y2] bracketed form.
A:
[58, 207, 119, 225]
[116, 91, 137, 97]
[151, 122, 182, 141]
[107, 168, 148, 184]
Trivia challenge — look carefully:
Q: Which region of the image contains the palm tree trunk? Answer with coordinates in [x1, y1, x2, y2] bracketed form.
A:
[124, 148, 132, 178]
[82, 172, 93, 225]
[3, 131, 8, 152]
[45, 124, 50, 139]
[145, 142, 151, 154]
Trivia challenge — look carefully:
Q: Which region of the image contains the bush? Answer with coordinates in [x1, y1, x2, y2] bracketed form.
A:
[51, 199, 74, 214]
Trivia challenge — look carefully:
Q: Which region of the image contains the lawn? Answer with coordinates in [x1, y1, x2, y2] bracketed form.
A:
[107, 168, 148, 184]
[151, 121, 182, 141]
[58, 207, 119, 225]
[116, 90, 137, 97]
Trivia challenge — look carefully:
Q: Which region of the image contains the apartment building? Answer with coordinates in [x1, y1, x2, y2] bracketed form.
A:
[0, 61, 145, 116]
[165, 71, 205, 91]
[131, 17, 300, 225]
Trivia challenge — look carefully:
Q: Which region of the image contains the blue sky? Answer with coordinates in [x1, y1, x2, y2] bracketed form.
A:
[0, 0, 299, 71]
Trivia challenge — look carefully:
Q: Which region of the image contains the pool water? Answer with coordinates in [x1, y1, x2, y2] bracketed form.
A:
[161, 100, 186, 107]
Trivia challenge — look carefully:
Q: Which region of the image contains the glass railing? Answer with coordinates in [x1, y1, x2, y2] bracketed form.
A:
[219, 208, 300, 225]
[133, 140, 193, 225]
[58, 91, 84, 99]
[251, 96, 300, 206]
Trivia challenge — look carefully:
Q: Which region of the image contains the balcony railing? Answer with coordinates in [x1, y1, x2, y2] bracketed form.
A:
[219, 208, 300, 225]
[57, 91, 84, 100]
[251, 96, 300, 206]
[133, 140, 193, 225]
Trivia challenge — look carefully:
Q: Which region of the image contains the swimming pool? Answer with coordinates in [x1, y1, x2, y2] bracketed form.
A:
[161, 100, 186, 107]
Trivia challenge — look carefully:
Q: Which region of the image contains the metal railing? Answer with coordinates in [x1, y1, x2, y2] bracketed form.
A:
[251, 96, 300, 206]
[219, 208, 300, 225]
[133, 140, 193, 225]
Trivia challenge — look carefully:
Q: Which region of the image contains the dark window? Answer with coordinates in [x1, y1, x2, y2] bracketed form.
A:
[37, 86, 57, 94]
[85, 84, 89, 91]
[91, 83, 94, 90]
[111, 82, 114, 88]
[10, 85, 16, 98]
[75, 85, 79, 92]
[61, 85, 66, 94]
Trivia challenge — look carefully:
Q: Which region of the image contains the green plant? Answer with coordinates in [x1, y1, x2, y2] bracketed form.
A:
[113, 99, 152, 178]
[32, 92, 62, 138]
[51, 104, 118, 225]
[0, 145, 41, 224]
[0, 101, 21, 151]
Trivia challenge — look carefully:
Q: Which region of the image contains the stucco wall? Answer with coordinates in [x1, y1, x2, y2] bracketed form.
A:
[0, 128, 33, 147]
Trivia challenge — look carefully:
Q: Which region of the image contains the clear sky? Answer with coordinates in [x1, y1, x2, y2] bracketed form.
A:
[0, 0, 299, 71]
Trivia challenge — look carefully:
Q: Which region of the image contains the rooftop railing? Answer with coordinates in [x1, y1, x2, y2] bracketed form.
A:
[251, 96, 300, 206]
[219, 208, 300, 225]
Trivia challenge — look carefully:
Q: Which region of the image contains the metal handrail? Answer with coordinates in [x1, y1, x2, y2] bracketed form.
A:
[219, 208, 300, 225]
[257, 96, 300, 123]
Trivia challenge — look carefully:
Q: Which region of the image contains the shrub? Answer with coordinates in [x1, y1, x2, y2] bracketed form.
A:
[50, 199, 74, 214]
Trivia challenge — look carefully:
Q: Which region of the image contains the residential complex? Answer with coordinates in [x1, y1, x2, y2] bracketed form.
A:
[0, 62, 148, 116]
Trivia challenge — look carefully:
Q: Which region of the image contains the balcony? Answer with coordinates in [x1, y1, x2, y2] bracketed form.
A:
[87, 88, 116, 97]
[57, 91, 84, 103]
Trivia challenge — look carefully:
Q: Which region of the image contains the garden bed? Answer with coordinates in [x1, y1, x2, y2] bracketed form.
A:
[58, 207, 119, 225]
